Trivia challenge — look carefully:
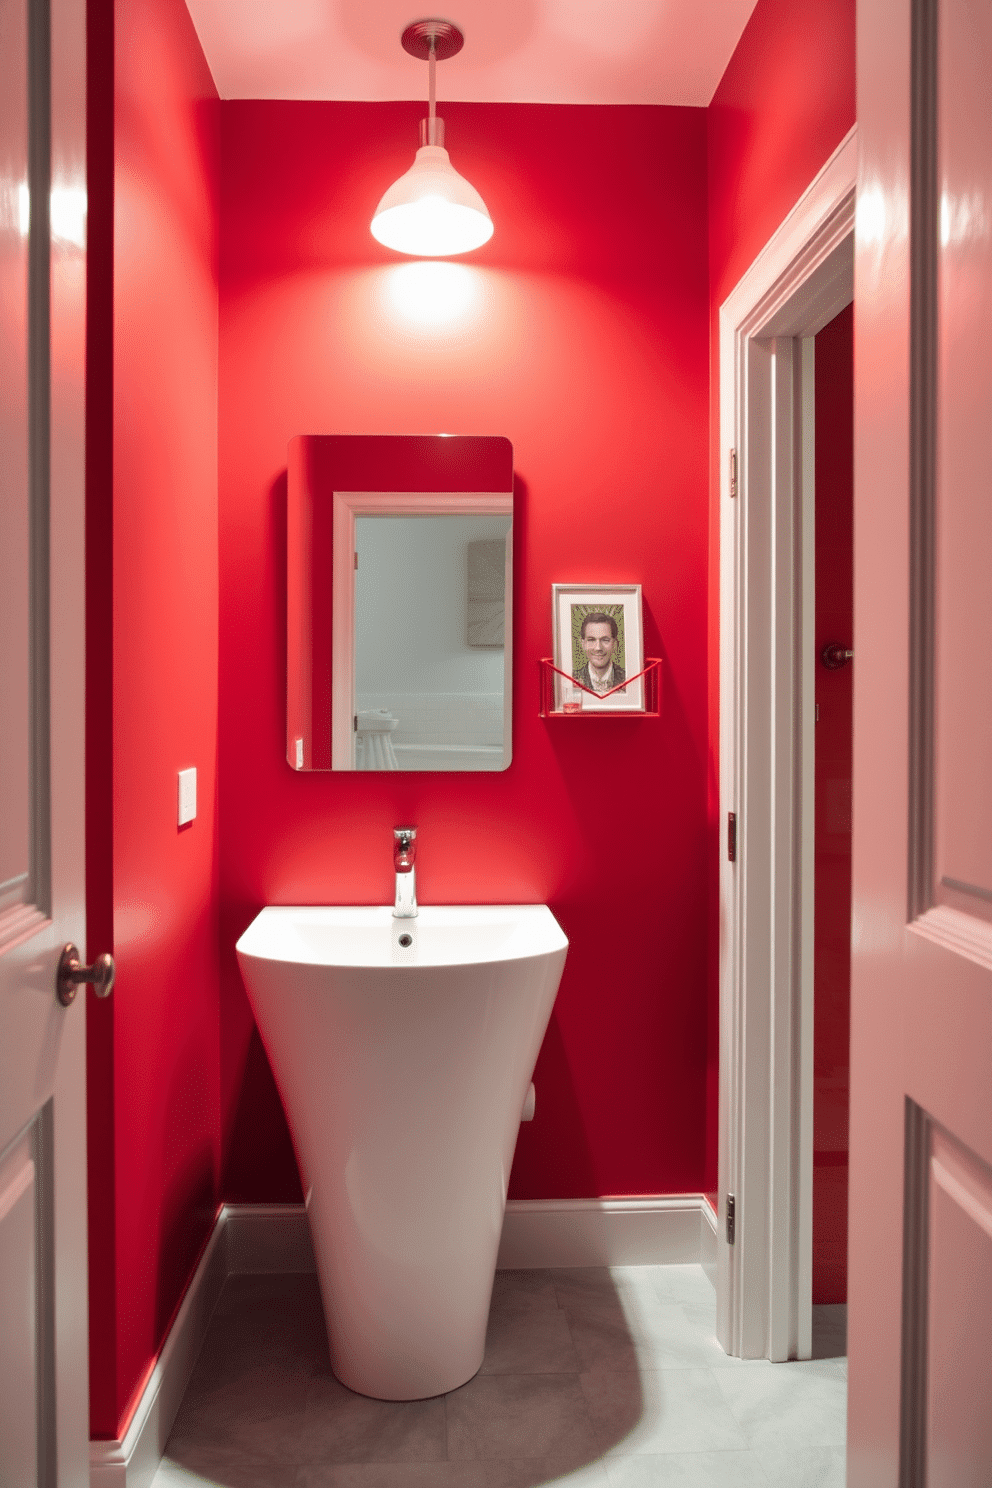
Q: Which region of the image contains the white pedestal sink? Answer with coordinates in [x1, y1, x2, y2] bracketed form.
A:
[236, 904, 568, 1400]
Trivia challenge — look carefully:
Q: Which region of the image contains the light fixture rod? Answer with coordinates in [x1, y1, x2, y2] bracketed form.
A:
[429, 36, 436, 127]
[401, 13, 464, 143]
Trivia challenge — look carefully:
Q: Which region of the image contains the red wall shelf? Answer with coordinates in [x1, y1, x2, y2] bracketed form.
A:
[539, 657, 662, 718]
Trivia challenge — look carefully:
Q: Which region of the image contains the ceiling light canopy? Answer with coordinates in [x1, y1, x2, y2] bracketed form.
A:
[370, 19, 493, 259]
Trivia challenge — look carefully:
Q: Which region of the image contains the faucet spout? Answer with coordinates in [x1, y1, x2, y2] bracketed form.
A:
[393, 827, 418, 918]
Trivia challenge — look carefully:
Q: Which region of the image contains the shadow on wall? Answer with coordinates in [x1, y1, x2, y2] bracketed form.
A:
[222, 1025, 303, 1203]
[514, 1013, 599, 1199]
[152, 1061, 221, 1347]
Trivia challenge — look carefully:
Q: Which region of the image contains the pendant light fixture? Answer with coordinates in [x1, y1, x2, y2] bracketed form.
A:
[370, 19, 493, 258]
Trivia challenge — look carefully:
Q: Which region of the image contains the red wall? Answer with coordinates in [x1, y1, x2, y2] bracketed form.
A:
[82, 4, 860, 1431]
[86, 0, 221, 1440]
[217, 102, 711, 1204]
[704, 0, 857, 1190]
[814, 303, 854, 1303]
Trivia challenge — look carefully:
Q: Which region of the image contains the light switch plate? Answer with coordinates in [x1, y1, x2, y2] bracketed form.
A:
[178, 767, 197, 826]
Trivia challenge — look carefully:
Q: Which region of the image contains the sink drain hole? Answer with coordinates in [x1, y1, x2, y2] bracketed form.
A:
[398, 933, 413, 947]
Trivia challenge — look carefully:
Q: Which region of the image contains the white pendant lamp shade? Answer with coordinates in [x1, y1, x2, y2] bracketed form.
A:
[370, 18, 493, 259]
[371, 144, 493, 257]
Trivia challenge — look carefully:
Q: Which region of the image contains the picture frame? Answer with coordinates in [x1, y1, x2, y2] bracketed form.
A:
[551, 584, 645, 712]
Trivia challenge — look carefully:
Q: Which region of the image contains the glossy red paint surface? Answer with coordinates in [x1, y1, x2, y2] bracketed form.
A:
[705, 0, 857, 1192]
[85, 0, 221, 1440]
[813, 304, 854, 1305]
[218, 102, 710, 1205]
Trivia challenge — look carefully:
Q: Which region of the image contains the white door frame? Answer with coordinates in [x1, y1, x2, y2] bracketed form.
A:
[717, 127, 857, 1361]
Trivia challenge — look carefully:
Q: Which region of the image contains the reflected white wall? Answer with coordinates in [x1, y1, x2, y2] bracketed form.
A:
[354, 513, 511, 769]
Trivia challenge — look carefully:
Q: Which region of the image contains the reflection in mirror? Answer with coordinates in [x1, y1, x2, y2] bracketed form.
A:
[330, 488, 513, 770]
[354, 515, 511, 771]
[287, 435, 514, 773]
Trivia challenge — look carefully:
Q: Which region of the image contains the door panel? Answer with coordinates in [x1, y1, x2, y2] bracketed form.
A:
[0, 0, 88, 1480]
[0, 1133, 39, 1485]
[0, 0, 32, 919]
[925, 1125, 992, 1488]
[850, 0, 992, 1480]
[933, 0, 992, 922]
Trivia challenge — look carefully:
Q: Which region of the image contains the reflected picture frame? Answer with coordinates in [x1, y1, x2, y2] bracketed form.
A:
[551, 583, 645, 712]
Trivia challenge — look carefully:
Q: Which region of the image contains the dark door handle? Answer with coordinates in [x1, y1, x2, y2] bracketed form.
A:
[56, 944, 115, 1006]
[820, 643, 854, 670]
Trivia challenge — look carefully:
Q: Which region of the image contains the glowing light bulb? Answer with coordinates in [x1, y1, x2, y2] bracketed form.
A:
[371, 145, 493, 258]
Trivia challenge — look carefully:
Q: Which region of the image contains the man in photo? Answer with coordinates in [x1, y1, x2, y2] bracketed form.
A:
[574, 611, 626, 693]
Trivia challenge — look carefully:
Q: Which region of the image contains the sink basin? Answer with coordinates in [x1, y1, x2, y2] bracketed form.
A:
[236, 904, 568, 1399]
[239, 903, 565, 968]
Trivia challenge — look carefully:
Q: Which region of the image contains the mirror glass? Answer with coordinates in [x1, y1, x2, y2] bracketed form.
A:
[353, 514, 511, 771]
[286, 434, 514, 773]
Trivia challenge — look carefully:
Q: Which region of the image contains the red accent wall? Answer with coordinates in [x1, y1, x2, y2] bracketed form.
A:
[814, 303, 854, 1304]
[705, 0, 857, 1190]
[86, 0, 221, 1440]
[217, 102, 711, 1204]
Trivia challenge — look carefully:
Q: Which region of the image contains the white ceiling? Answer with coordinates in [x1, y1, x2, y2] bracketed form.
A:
[182, 0, 761, 107]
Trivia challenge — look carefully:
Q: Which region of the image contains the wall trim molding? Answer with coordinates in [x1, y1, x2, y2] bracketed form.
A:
[498, 1194, 717, 1268]
[718, 123, 857, 1364]
[90, 1195, 717, 1486]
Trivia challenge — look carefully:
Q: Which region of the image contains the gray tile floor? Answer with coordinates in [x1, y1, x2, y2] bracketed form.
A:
[153, 1267, 847, 1488]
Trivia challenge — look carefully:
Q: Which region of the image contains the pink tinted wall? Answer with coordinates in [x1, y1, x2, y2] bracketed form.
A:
[704, 0, 857, 1190]
[86, 0, 221, 1440]
[218, 103, 711, 1205]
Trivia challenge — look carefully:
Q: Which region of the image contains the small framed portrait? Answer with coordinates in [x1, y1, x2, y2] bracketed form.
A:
[551, 584, 645, 712]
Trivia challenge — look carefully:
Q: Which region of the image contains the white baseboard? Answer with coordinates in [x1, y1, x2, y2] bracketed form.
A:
[700, 1196, 719, 1289]
[497, 1195, 714, 1268]
[89, 1194, 716, 1485]
[89, 1212, 229, 1488]
[218, 1195, 719, 1271]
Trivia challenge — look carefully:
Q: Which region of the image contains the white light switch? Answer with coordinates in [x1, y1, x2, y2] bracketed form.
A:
[294, 737, 304, 770]
[178, 767, 197, 826]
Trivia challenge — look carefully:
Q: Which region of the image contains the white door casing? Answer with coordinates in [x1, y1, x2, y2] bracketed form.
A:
[0, 0, 89, 1482]
[717, 128, 856, 1361]
[848, 0, 992, 1482]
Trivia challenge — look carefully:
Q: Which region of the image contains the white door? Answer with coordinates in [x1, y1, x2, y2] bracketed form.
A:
[849, 0, 992, 1482]
[0, 0, 90, 1482]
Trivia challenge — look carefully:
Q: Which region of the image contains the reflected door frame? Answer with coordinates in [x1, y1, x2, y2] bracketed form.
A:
[717, 127, 857, 1361]
[330, 489, 513, 771]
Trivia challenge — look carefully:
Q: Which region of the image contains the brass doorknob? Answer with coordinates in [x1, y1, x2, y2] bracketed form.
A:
[56, 943, 115, 1006]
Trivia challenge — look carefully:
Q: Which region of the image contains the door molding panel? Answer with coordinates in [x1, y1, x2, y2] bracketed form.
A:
[899, 1105, 992, 1488]
[899, 1099, 929, 1487]
[907, 0, 992, 960]
[849, 0, 992, 1471]
[717, 127, 857, 1361]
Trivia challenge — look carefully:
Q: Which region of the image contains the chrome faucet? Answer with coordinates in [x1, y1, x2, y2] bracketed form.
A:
[393, 827, 418, 918]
